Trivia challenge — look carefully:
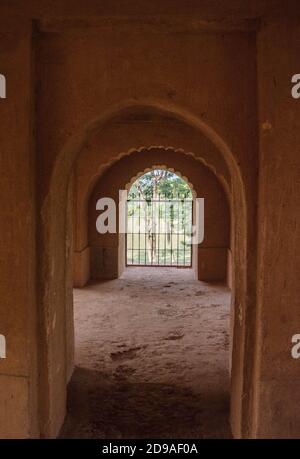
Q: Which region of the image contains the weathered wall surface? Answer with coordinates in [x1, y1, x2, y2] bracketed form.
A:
[0, 18, 38, 438]
[65, 175, 75, 383]
[86, 148, 230, 282]
[253, 17, 300, 438]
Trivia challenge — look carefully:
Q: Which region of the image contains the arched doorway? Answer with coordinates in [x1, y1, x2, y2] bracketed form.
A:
[60, 152, 232, 438]
[37, 100, 256, 439]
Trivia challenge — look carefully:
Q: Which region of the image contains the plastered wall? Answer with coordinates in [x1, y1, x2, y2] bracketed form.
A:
[0, 18, 38, 438]
[253, 17, 300, 438]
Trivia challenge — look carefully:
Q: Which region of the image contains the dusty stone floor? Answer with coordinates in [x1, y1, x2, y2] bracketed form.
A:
[60, 267, 232, 438]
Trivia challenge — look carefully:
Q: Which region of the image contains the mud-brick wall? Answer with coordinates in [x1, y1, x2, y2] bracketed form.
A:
[0, 19, 38, 438]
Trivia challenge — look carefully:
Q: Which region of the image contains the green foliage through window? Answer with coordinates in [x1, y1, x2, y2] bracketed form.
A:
[128, 169, 192, 200]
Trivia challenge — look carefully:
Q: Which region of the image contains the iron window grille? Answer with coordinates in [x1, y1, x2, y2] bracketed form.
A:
[126, 193, 193, 267]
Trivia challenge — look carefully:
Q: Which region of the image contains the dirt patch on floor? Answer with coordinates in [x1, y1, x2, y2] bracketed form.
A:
[60, 268, 231, 439]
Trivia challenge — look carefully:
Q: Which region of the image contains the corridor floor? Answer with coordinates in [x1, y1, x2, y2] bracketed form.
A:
[60, 268, 232, 438]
